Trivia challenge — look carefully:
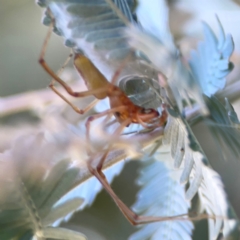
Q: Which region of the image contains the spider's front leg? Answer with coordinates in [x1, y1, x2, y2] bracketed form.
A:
[38, 16, 108, 115]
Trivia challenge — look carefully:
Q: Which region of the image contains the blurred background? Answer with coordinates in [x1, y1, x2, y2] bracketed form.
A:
[1, 0, 240, 239]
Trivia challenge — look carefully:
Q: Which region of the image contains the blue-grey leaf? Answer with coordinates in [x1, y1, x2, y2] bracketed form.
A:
[129, 158, 193, 240]
[189, 16, 234, 97]
[222, 34, 234, 58]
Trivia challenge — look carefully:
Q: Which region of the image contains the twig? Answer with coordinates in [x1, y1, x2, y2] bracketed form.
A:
[69, 127, 164, 192]
[0, 83, 85, 117]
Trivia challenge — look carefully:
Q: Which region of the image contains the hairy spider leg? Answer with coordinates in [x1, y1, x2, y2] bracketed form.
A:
[39, 20, 107, 115]
[87, 138, 214, 225]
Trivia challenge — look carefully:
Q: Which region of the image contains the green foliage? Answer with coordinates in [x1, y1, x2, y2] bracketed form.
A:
[0, 135, 86, 240]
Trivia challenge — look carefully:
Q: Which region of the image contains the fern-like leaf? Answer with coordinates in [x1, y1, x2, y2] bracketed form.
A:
[162, 116, 237, 239]
[198, 164, 237, 239]
[189, 16, 234, 97]
[162, 116, 202, 200]
[38, 0, 135, 75]
[129, 157, 193, 240]
[0, 134, 86, 240]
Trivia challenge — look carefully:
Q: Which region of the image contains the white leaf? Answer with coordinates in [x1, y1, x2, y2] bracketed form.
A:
[161, 115, 236, 238]
[198, 165, 237, 239]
